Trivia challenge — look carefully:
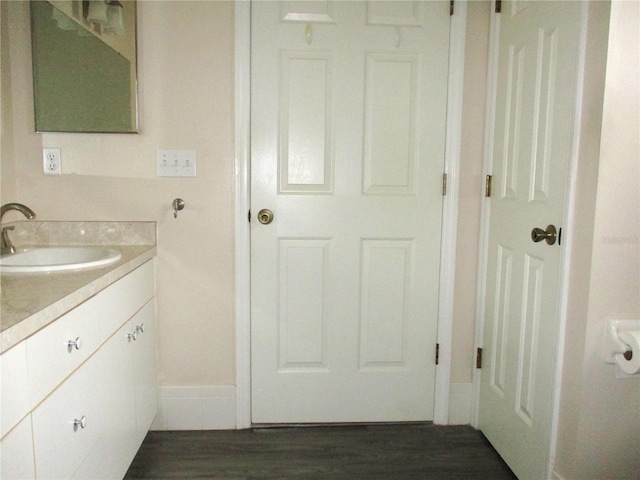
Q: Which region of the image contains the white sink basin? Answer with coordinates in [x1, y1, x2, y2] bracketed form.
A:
[0, 247, 122, 273]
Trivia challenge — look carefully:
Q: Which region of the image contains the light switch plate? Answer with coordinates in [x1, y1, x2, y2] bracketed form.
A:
[157, 150, 196, 177]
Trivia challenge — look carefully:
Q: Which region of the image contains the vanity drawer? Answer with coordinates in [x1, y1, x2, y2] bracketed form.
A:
[27, 261, 154, 407]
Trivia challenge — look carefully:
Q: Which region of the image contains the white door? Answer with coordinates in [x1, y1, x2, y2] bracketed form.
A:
[479, 2, 583, 479]
[251, 1, 450, 424]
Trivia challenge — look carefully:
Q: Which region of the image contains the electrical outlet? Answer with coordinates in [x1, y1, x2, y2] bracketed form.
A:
[43, 148, 61, 175]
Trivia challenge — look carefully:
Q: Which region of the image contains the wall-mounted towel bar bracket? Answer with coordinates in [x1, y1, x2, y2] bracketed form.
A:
[172, 198, 185, 219]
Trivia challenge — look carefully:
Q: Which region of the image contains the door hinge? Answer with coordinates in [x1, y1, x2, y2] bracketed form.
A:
[485, 175, 493, 197]
[442, 173, 448, 196]
[450, 0, 454, 16]
[476, 347, 483, 369]
[248, 210, 251, 222]
[435, 343, 440, 365]
[495, 0, 502, 13]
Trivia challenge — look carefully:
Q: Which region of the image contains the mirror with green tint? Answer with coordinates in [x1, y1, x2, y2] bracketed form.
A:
[30, 1, 138, 133]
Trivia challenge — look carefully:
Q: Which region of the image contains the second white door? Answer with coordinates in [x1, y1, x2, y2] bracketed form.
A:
[479, 2, 584, 479]
[251, 1, 451, 423]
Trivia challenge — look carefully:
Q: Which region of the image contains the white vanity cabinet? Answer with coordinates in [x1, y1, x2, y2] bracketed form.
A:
[0, 260, 157, 480]
[71, 301, 157, 480]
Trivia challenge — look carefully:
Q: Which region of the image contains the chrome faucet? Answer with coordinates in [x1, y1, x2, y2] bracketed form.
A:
[1, 203, 36, 255]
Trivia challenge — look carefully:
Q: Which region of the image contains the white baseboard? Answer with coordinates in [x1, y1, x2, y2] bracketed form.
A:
[150, 383, 472, 430]
[151, 386, 237, 431]
[448, 382, 472, 425]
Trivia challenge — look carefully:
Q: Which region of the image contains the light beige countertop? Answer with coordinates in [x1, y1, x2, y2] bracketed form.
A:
[0, 221, 156, 353]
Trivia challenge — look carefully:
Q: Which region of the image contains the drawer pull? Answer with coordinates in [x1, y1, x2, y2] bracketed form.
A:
[73, 416, 87, 431]
[67, 337, 81, 351]
[135, 324, 145, 334]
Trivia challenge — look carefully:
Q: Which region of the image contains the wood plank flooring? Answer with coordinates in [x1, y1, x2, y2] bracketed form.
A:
[124, 424, 516, 479]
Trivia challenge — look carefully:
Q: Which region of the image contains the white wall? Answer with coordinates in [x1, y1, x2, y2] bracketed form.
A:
[1, 0, 237, 402]
[572, 1, 640, 475]
[555, 1, 640, 478]
[452, 0, 490, 384]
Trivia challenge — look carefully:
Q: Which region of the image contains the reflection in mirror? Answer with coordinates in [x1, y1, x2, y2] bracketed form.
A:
[30, 1, 138, 133]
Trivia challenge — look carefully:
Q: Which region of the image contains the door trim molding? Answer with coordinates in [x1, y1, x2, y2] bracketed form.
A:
[470, 0, 501, 429]
[434, 0, 467, 425]
[234, 0, 251, 430]
[235, 0, 467, 427]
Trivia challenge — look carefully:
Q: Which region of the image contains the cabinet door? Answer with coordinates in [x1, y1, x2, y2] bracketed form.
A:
[32, 347, 107, 480]
[0, 342, 30, 437]
[133, 300, 158, 443]
[72, 321, 137, 480]
[74, 300, 157, 480]
[0, 416, 36, 480]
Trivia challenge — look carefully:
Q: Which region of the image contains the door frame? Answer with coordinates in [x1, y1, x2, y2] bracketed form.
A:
[234, 0, 468, 428]
[471, 1, 608, 477]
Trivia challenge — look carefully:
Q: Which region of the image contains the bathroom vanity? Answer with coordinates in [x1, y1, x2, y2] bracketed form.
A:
[0, 222, 157, 480]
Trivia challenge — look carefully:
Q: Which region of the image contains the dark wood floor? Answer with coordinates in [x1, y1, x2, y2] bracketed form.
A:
[124, 424, 516, 479]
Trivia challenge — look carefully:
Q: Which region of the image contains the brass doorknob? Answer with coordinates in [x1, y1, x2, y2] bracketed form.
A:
[257, 209, 274, 225]
[531, 225, 557, 245]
